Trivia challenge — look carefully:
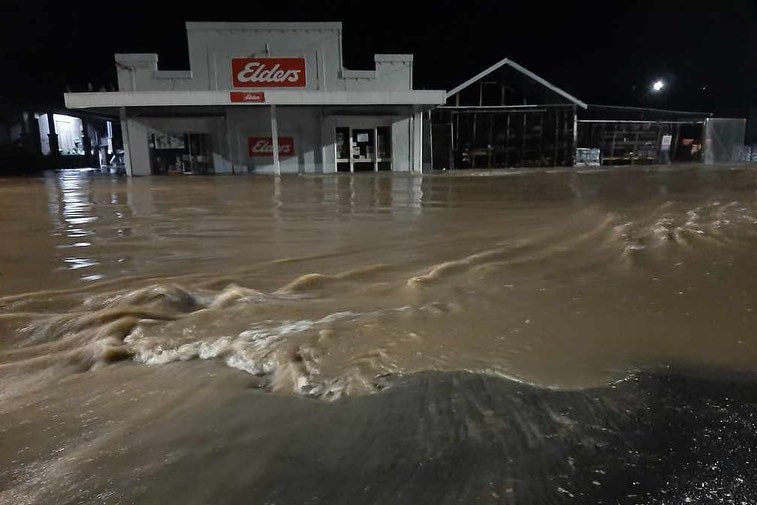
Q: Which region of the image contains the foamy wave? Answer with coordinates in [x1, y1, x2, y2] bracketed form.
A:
[126, 310, 383, 399]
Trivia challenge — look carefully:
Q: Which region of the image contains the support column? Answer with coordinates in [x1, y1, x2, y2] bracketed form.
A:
[408, 114, 415, 172]
[672, 122, 680, 162]
[47, 112, 60, 160]
[553, 110, 559, 166]
[270, 104, 280, 176]
[572, 105, 578, 166]
[120, 107, 151, 176]
[538, 112, 544, 167]
[120, 107, 132, 176]
[412, 111, 423, 172]
[81, 117, 93, 167]
[521, 114, 526, 165]
[505, 113, 510, 167]
[226, 110, 235, 175]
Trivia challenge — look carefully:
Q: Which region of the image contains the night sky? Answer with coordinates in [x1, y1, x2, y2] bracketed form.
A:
[1, 0, 755, 116]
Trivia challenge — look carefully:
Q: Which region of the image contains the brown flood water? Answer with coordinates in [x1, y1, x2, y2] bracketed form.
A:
[3, 167, 757, 504]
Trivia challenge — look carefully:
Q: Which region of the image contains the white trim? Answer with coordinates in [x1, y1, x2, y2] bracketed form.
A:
[374, 54, 413, 62]
[115, 53, 157, 65]
[153, 70, 193, 79]
[342, 70, 376, 79]
[446, 58, 587, 109]
[578, 119, 706, 124]
[64, 90, 447, 109]
[185, 21, 343, 32]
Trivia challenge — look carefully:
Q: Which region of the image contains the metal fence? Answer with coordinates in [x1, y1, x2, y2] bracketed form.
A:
[702, 118, 746, 164]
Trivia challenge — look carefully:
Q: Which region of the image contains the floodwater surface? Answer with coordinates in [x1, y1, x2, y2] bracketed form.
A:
[2, 167, 757, 504]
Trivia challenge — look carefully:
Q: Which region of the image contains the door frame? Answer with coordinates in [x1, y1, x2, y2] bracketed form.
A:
[331, 116, 396, 173]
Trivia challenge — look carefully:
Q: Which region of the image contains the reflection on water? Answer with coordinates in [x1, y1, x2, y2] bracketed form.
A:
[44, 170, 115, 284]
[9, 170, 436, 294]
[3, 166, 757, 504]
[12, 167, 757, 290]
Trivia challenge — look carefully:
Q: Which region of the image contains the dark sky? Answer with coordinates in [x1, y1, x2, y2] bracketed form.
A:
[1, 0, 755, 116]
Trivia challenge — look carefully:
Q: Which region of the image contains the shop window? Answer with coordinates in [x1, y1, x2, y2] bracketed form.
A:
[149, 132, 213, 175]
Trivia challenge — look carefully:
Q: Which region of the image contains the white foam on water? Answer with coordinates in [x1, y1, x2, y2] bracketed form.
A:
[126, 309, 384, 397]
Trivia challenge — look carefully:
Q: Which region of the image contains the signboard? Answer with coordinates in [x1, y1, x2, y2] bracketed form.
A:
[230, 91, 266, 103]
[248, 137, 295, 157]
[232, 57, 306, 88]
[661, 134, 673, 149]
[151, 132, 185, 149]
[574, 147, 601, 167]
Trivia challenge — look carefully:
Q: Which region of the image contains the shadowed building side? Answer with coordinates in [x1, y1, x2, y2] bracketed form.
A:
[0, 103, 120, 173]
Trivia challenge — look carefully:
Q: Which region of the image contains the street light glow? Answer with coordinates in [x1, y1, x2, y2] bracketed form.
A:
[652, 80, 665, 92]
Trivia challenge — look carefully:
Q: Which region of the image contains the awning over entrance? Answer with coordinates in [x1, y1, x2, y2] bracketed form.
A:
[65, 90, 443, 176]
[64, 90, 446, 111]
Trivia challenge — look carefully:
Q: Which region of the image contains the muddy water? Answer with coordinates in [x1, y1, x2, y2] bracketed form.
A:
[3, 167, 757, 504]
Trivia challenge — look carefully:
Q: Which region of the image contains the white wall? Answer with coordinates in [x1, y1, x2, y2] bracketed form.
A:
[392, 117, 412, 172]
[224, 107, 418, 175]
[187, 23, 342, 92]
[120, 105, 421, 176]
[121, 118, 150, 176]
[114, 22, 425, 176]
[38, 113, 83, 155]
[115, 23, 414, 94]
[38, 114, 50, 154]
[119, 108, 320, 176]
[54, 115, 83, 154]
[225, 106, 324, 174]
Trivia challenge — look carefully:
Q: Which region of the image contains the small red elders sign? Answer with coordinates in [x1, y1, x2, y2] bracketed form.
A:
[248, 137, 295, 157]
[232, 57, 306, 88]
[229, 91, 266, 103]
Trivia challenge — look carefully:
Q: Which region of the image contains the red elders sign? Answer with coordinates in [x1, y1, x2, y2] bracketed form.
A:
[229, 91, 266, 103]
[232, 57, 306, 88]
[248, 137, 295, 157]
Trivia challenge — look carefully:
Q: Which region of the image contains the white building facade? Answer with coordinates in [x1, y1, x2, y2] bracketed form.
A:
[64, 22, 445, 176]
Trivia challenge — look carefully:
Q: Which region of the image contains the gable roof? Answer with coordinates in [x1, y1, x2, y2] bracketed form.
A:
[446, 58, 587, 109]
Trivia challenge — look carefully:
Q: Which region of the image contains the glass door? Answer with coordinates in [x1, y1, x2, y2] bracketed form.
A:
[376, 127, 391, 171]
[335, 127, 350, 172]
[352, 128, 375, 172]
[334, 125, 392, 173]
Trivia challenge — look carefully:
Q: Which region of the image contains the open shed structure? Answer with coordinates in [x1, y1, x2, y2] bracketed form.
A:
[431, 58, 587, 170]
[576, 105, 713, 166]
[431, 58, 746, 170]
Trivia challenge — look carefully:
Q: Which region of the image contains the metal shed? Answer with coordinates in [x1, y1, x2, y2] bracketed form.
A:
[431, 58, 746, 169]
[431, 58, 587, 170]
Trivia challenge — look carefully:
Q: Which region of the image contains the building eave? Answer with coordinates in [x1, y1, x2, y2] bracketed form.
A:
[446, 58, 587, 109]
[64, 90, 447, 109]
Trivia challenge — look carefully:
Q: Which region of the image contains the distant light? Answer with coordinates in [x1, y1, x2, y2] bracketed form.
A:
[652, 80, 665, 92]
